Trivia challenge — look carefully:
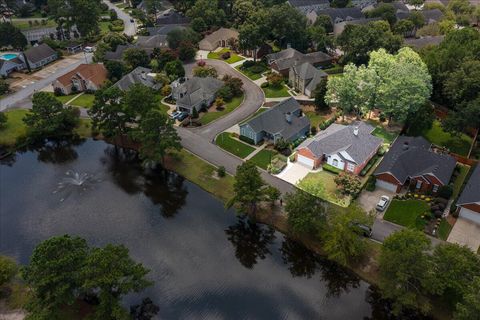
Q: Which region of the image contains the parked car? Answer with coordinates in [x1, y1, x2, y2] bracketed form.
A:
[376, 195, 390, 212]
[350, 222, 373, 238]
[130, 19, 134, 23]
[83, 46, 94, 53]
[176, 112, 189, 121]
[170, 111, 181, 120]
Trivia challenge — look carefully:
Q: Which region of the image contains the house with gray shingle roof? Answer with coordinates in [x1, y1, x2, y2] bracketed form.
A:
[374, 136, 456, 193]
[289, 62, 328, 97]
[113, 67, 163, 91]
[296, 121, 382, 172]
[136, 34, 169, 49]
[21, 43, 57, 69]
[198, 28, 239, 51]
[287, 0, 329, 14]
[265, 48, 333, 76]
[171, 77, 223, 115]
[456, 165, 480, 225]
[405, 36, 445, 49]
[239, 98, 310, 145]
[307, 7, 365, 25]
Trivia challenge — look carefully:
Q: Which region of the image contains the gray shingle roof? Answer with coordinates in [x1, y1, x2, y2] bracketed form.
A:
[104, 44, 134, 61]
[457, 164, 480, 206]
[147, 25, 186, 35]
[291, 62, 328, 93]
[374, 136, 457, 185]
[136, 35, 168, 49]
[266, 48, 332, 72]
[242, 98, 310, 140]
[155, 9, 190, 25]
[316, 7, 364, 23]
[299, 121, 382, 164]
[405, 36, 445, 49]
[174, 77, 223, 108]
[288, 0, 329, 7]
[24, 43, 56, 64]
[113, 67, 162, 91]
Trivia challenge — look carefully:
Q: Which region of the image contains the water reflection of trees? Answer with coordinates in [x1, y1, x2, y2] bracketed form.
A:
[33, 138, 85, 164]
[101, 146, 188, 218]
[225, 216, 276, 269]
[280, 238, 318, 278]
[318, 257, 360, 298]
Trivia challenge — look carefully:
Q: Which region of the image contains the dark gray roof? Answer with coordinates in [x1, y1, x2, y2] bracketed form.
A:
[405, 36, 445, 49]
[24, 43, 56, 63]
[113, 67, 162, 91]
[136, 35, 168, 49]
[374, 136, 457, 185]
[421, 9, 444, 23]
[147, 25, 186, 35]
[173, 77, 223, 108]
[104, 44, 134, 61]
[288, 0, 329, 8]
[299, 121, 382, 164]
[316, 7, 364, 23]
[291, 62, 327, 92]
[266, 48, 332, 71]
[155, 9, 190, 26]
[457, 164, 480, 206]
[241, 98, 310, 141]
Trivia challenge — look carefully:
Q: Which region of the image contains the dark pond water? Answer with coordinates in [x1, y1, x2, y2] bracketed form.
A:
[1, 139, 400, 319]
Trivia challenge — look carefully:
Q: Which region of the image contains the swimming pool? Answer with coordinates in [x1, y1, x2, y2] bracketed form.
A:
[0, 53, 19, 60]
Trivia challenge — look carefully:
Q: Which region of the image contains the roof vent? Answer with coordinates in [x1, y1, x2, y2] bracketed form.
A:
[403, 142, 409, 151]
[285, 112, 292, 124]
[353, 126, 359, 136]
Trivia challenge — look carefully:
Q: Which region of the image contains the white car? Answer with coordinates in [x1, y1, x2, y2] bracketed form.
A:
[83, 46, 94, 53]
[376, 195, 390, 211]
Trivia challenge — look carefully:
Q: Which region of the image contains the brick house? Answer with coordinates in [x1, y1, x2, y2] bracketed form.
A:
[52, 64, 108, 95]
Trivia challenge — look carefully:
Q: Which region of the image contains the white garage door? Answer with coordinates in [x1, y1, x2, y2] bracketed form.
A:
[459, 207, 480, 225]
[376, 179, 398, 192]
[297, 155, 314, 169]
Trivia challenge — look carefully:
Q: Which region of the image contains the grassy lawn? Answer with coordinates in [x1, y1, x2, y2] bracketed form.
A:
[69, 94, 95, 108]
[208, 49, 244, 64]
[235, 63, 268, 80]
[383, 199, 430, 230]
[452, 164, 470, 199]
[438, 219, 453, 241]
[297, 171, 351, 207]
[200, 94, 244, 125]
[216, 132, 255, 159]
[0, 109, 28, 146]
[249, 149, 277, 170]
[165, 149, 234, 202]
[422, 120, 472, 156]
[262, 84, 291, 98]
[53, 93, 80, 104]
[12, 19, 56, 30]
[305, 111, 327, 129]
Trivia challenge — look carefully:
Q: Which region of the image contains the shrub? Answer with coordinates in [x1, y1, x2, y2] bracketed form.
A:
[216, 85, 233, 102]
[250, 65, 265, 74]
[239, 135, 255, 145]
[377, 146, 387, 156]
[217, 166, 226, 177]
[266, 73, 283, 88]
[260, 82, 269, 88]
[197, 60, 206, 67]
[322, 163, 342, 174]
[334, 172, 362, 196]
[366, 175, 376, 192]
[53, 87, 64, 96]
[242, 60, 255, 68]
[161, 85, 171, 97]
[221, 51, 231, 60]
[437, 185, 453, 199]
[289, 153, 296, 162]
[311, 126, 317, 135]
[434, 210, 443, 218]
[215, 97, 224, 108]
[360, 155, 379, 176]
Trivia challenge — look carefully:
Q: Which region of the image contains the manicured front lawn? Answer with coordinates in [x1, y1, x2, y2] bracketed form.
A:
[422, 120, 472, 156]
[452, 164, 470, 199]
[305, 111, 327, 129]
[262, 84, 291, 98]
[383, 199, 430, 230]
[235, 63, 268, 80]
[69, 94, 95, 108]
[297, 171, 351, 207]
[249, 149, 277, 170]
[0, 109, 28, 146]
[199, 94, 244, 125]
[12, 19, 56, 30]
[208, 49, 244, 64]
[54, 94, 80, 104]
[438, 219, 453, 241]
[165, 149, 234, 202]
[216, 132, 255, 159]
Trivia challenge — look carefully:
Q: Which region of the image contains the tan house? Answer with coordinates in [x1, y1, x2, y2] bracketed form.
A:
[53, 64, 108, 95]
[199, 28, 239, 51]
[289, 62, 327, 97]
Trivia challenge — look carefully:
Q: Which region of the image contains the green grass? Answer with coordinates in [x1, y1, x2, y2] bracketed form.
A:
[0, 109, 29, 146]
[305, 111, 327, 129]
[452, 164, 470, 199]
[12, 19, 56, 30]
[199, 94, 244, 125]
[249, 149, 277, 170]
[75, 119, 92, 138]
[262, 84, 291, 98]
[115, 3, 128, 8]
[383, 199, 430, 230]
[68, 94, 95, 108]
[438, 219, 453, 241]
[216, 132, 255, 159]
[371, 126, 398, 144]
[165, 149, 234, 202]
[235, 64, 268, 80]
[422, 120, 472, 156]
[297, 171, 351, 207]
[54, 94, 80, 104]
[5, 281, 31, 310]
[208, 49, 244, 64]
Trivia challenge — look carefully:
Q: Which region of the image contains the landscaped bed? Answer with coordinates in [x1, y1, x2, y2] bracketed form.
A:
[262, 84, 291, 98]
[304, 111, 327, 129]
[199, 94, 244, 125]
[216, 132, 255, 159]
[235, 62, 268, 80]
[383, 199, 430, 231]
[207, 49, 244, 64]
[249, 149, 277, 170]
[367, 121, 398, 145]
[297, 171, 351, 207]
[422, 120, 472, 156]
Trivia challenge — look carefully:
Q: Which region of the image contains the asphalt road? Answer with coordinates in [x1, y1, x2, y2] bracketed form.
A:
[103, 0, 137, 36]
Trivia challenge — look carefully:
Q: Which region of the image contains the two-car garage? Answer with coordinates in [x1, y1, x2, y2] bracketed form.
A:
[296, 154, 315, 169]
[375, 179, 399, 193]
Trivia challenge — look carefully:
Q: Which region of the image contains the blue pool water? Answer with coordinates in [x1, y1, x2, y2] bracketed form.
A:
[0, 53, 18, 60]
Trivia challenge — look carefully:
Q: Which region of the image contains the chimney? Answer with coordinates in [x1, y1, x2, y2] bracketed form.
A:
[141, 71, 146, 80]
[353, 126, 359, 136]
[287, 43, 291, 49]
[403, 142, 409, 151]
[285, 112, 292, 124]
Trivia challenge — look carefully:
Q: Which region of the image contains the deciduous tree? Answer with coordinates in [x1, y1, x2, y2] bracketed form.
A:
[227, 161, 266, 215]
[285, 189, 327, 235]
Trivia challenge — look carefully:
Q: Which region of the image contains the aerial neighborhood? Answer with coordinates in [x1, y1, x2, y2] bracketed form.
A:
[0, 0, 480, 319]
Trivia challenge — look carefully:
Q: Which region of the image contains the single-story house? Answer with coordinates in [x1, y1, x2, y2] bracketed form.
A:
[396, 8, 444, 24]
[65, 42, 83, 54]
[21, 43, 57, 69]
[199, 28, 239, 51]
[456, 164, 480, 225]
[171, 76, 223, 115]
[155, 9, 190, 26]
[374, 136, 457, 193]
[0, 57, 25, 77]
[146, 25, 186, 36]
[307, 7, 364, 25]
[296, 121, 382, 172]
[289, 62, 327, 97]
[136, 35, 169, 49]
[287, 0, 329, 14]
[239, 97, 310, 145]
[265, 48, 333, 76]
[405, 36, 445, 49]
[114, 66, 162, 91]
[52, 63, 107, 95]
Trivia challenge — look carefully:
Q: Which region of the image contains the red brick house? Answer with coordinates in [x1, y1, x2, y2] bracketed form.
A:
[295, 122, 382, 174]
[374, 136, 456, 193]
[456, 164, 480, 225]
[53, 64, 108, 95]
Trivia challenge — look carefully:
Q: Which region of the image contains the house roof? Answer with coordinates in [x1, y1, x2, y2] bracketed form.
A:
[241, 98, 310, 141]
[315, 7, 364, 23]
[457, 164, 480, 206]
[374, 136, 457, 185]
[24, 43, 56, 64]
[104, 44, 134, 61]
[298, 121, 382, 164]
[146, 25, 186, 35]
[55, 63, 107, 87]
[291, 62, 327, 92]
[200, 28, 239, 46]
[155, 9, 190, 25]
[114, 67, 162, 91]
[266, 48, 332, 71]
[405, 36, 445, 49]
[333, 17, 380, 35]
[173, 77, 223, 109]
[288, 0, 329, 7]
[136, 35, 168, 49]
[396, 8, 444, 22]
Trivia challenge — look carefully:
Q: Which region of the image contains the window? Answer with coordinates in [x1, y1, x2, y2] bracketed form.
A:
[332, 159, 339, 167]
[415, 180, 422, 189]
[433, 184, 439, 193]
[347, 163, 355, 172]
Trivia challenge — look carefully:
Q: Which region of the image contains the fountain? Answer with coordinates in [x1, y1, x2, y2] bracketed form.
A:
[53, 170, 101, 202]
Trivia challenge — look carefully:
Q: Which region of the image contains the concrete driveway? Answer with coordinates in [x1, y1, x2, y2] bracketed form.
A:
[447, 218, 480, 252]
[276, 162, 311, 185]
[358, 189, 395, 216]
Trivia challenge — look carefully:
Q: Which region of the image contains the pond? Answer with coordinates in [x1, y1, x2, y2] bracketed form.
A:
[0, 139, 407, 319]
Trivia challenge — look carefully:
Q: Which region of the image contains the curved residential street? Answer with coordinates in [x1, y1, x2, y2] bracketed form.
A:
[103, 0, 137, 36]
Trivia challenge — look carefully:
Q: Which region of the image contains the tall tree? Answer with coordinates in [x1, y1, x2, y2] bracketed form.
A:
[123, 48, 150, 69]
[454, 277, 480, 320]
[227, 161, 266, 215]
[124, 84, 157, 117]
[284, 189, 327, 236]
[238, 22, 265, 62]
[186, 0, 226, 29]
[0, 23, 27, 49]
[0, 256, 17, 287]
[164, 59, 185, 80]
[313, 77, 329, 111]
